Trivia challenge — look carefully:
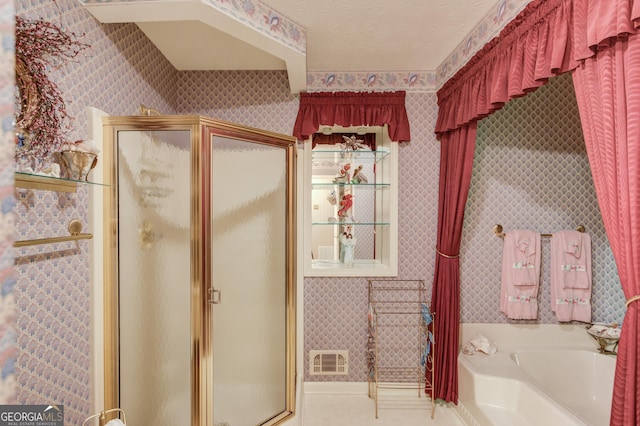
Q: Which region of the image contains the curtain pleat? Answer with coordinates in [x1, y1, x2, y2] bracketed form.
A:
[431, 0, 573, 405]
[435, 0, 575, 137]
[292, 91, 411, 141]
[572, 19, 640, 424]
[430, 123, 477, 403]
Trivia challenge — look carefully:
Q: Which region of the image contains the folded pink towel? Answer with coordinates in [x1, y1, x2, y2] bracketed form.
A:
[512, 232, 539, 286]
[500, 230, 541, 320]
[558, 231, 591, 289]
[550, 230, 592, 322]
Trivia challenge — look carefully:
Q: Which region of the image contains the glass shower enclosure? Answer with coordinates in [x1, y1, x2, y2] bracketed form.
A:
[101, 116, 297, 426]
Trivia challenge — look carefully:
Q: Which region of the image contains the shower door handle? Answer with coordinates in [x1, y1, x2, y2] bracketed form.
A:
[209, 287, 222, 304]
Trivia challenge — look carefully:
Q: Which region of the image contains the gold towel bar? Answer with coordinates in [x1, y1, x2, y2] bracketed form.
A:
[14, 219, 92, 247]
[493, 224, 585, 238]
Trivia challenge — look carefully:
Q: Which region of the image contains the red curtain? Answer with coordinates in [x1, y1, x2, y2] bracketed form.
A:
[433, 0, 640, 420]
[571, 2, 640, 424]
[292, 91, 411, 141]
[432, 0, 576, 403]
[430, 123, 477, 402]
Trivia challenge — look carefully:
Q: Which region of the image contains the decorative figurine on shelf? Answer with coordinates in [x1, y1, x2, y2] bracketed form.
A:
[56, 139, 100, 181]
[333, 163, 351, 184]
[341, 232, 357, 267]
[351, 165, 368, 184]
[337, 193, 353, 218]
[341, 135, 368, 151]
[326, 190, 337, 205]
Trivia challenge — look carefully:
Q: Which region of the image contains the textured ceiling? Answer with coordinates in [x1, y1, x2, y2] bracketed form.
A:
[265, 0, 498, 72]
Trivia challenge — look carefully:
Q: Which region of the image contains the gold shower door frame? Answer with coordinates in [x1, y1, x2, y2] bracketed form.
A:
[102, 115, 297, 426]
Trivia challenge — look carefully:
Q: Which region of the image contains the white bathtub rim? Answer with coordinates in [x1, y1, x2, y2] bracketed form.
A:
[509, 349, 615, 425]
[458, 353, 590, 426]
[460, 323, 598, 350]
[458, 348, 614, 426]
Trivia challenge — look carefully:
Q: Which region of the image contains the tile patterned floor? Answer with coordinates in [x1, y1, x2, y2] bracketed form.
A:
[303, 393, 466, 426]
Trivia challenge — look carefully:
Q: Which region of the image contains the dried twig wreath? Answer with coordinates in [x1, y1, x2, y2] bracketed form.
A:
[15, 16, 89, 167]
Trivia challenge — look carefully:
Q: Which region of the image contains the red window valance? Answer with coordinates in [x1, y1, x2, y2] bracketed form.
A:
[293, 91, 411, 142]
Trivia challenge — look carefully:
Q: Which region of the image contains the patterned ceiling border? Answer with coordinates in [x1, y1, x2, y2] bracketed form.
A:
[77, 0, 307, 55]
[306, 70, 437, 93]
[436, 0, 533, 88]
[307, 0, 533, 93]
[76, 0, 531, 92]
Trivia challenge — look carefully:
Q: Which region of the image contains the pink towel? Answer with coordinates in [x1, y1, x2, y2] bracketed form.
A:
[550, 230, 592, 322]
[500, 230, 541, 319]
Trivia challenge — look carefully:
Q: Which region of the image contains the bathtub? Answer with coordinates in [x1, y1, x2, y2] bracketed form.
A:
[456, 325, 616, 426]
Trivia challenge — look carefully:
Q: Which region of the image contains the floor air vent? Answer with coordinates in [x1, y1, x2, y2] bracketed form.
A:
[310, 350, 348, 375]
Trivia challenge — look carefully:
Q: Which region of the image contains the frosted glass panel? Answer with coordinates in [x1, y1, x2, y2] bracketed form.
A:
[117, 130, 191, 426]
[211, 136, 287, 425]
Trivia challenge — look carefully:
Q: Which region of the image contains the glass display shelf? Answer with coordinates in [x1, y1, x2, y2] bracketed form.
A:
[311, 221, 391, 226]
[305, 129, 398, 277]
[310, 259, 390, 270]
[311, 149, 390, 166]
[15, 171, 106, 192]
[311, 182, 390, 189]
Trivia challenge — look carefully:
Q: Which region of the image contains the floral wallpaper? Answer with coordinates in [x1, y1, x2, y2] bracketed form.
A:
[462, 73, 623, 325]
[2, 0, 625, 416]
[0, 0, 16, 405]
[302, 74, 623, 382]
[13, 0, 177, 422]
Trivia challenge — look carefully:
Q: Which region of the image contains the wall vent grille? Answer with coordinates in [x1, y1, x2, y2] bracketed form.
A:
[309, 350, 348, 375]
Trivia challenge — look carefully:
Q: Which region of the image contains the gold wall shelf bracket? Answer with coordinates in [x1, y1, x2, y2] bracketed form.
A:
[14, 219, 93, 247]
[15, 171, 107, 191]
[493, 224, 586, 238]
[15, 172, 77, 192]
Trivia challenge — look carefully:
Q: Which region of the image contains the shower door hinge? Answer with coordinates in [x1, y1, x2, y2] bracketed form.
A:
[208, 287, 221, 304]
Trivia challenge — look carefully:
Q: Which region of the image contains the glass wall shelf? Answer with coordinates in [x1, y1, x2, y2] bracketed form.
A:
[311, 149, 389, 163]
[311, 221, 391, 226]
[311, 182, 390, 189]
[15, 171, 106, 192]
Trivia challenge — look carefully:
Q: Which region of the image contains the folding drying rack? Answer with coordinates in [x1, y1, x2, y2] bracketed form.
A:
[367, 279, 436, 419]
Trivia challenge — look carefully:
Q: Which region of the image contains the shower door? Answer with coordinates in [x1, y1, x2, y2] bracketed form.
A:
[121, 128, 191, 424]
[102, 116, 296, 426]
[210, 134, 294, 426]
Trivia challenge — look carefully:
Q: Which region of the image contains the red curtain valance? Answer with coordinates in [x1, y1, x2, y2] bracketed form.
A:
[435, 0, 640, 139]
[435, 0, 576, 137]
[573, 0, 640, 58]
[293, 91, 411, 142]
